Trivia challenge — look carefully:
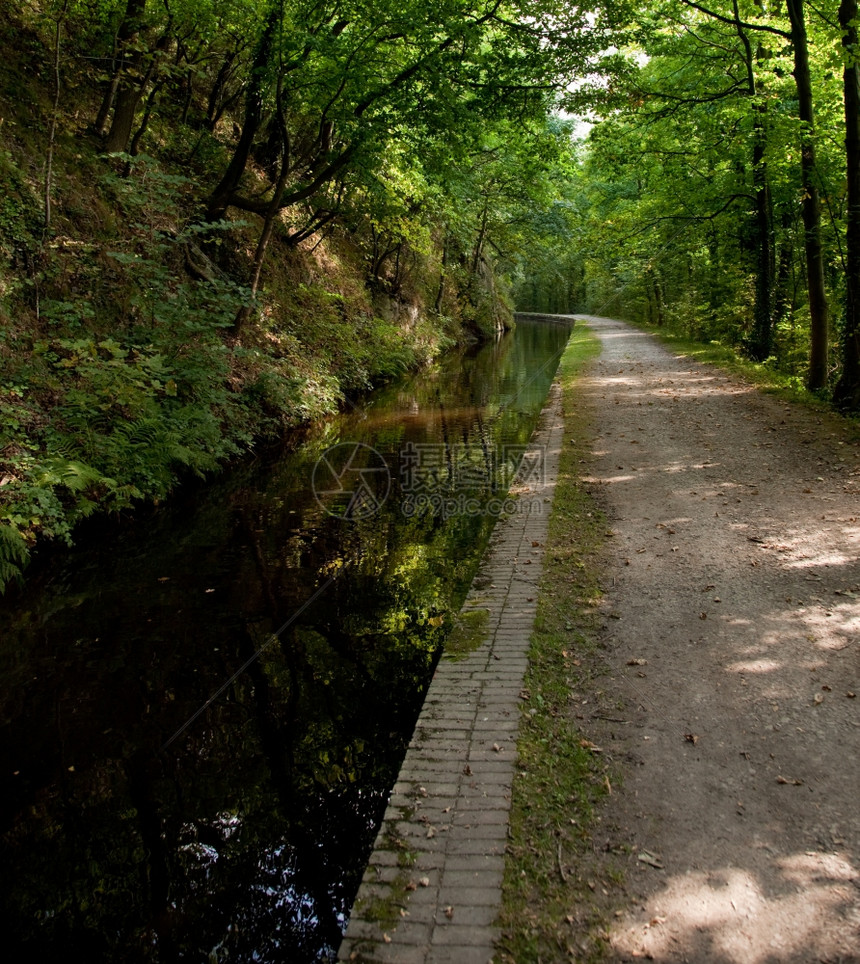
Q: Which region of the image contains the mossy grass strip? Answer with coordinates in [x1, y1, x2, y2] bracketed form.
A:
[497, 324, 619, 963]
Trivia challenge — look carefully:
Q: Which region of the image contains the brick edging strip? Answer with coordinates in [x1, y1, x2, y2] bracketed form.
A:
[339, 378, 565, 964]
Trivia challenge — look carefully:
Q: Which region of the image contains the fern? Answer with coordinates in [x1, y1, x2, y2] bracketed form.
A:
[0, 522, 29, 594]
[36, 458, 108, 493]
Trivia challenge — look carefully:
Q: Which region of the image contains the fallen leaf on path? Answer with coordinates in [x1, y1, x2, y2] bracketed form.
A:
[684, 733, 699, 745]
[777, 776, 804, 786]
[848, 692, 856, 699]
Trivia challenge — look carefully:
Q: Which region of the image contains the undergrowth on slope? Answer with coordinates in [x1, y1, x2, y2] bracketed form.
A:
[0, 150, 453, 592]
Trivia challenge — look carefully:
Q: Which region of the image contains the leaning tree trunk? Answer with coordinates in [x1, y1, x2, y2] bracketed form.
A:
[786, 0, 830, 390]
[834, 0, 860, 408]
[206, 9, 279, 222]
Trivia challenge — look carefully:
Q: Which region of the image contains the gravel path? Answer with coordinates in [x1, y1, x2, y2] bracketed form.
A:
[577, 316, 860, 963]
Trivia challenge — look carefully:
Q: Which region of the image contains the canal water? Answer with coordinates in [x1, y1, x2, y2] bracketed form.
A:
[0, 318, 572, 963]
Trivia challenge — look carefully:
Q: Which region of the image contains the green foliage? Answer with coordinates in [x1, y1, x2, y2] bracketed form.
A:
[0, 0, 623, 591]
[517, 0, 851, 396]
[0, 522, 29, 594]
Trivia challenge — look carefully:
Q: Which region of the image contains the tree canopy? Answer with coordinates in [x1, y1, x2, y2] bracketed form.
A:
[518, 0, 860, 406]
[3, 0, 860, 589]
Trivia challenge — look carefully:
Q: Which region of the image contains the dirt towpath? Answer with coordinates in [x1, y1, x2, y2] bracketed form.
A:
[575, 317, 860, 963]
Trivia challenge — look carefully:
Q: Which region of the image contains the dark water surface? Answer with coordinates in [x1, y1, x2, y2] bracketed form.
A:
[0, 319, 571, 962]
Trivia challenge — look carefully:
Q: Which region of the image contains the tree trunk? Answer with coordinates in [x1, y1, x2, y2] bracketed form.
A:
[124, 78, 163, 174]
[834, 0, 860, 408]
[206, 50, 238, 131]
[470, 200, 489, 283]
[645, 269, 655, 324]
[654, 272, 666, 327]
[434, 233, 449, 314]
[786, 0, 830, 389]
[44, 2, 69, 232]
[101, 0, 147, 152]
[94, 72, 121, 137]
[94, 0, 146, 135]
[105, 82, 142, 153]
[734, 2, 775, 361]
[206, 9, 279, 222]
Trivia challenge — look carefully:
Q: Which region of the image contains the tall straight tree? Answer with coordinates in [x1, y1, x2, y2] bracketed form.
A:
[835, 0, 860, 407]
[730, 0, 778, 361]
[786, 0, 829, 389]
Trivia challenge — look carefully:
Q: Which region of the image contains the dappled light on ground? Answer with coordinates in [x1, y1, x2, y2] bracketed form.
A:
[611, 852, 859, 963]
[571, 317, 860, 964]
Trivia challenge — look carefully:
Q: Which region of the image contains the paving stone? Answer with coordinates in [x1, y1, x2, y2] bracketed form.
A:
[426, 946, 498, 964]
[429, 924, 501, 947]
[340, 939, 430, 963]
[443, 855, 506, 873]
[432, 885, 503, 907]
[441, 869, 504, 890]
